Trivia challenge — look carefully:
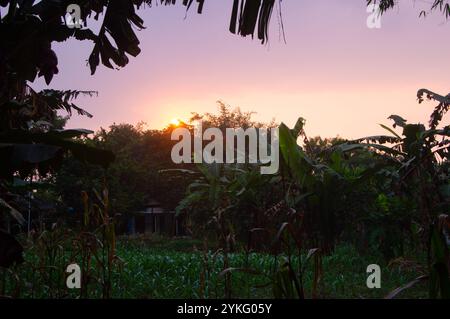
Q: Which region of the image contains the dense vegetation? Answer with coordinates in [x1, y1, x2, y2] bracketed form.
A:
[1, 0, 449, 300]
[1, 236, 429, 299]
[1, 97, 449, 299]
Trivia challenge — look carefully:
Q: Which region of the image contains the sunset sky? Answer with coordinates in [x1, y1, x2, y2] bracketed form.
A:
[35, 0, 450, 139]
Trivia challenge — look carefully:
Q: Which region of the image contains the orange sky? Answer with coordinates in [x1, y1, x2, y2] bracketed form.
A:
[35, 1, 450, 139]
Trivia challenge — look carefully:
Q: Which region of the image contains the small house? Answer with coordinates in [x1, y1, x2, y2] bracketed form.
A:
[127, 199, 186, 236]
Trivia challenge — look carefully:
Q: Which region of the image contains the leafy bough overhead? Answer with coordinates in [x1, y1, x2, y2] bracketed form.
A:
[0, 129, 116, 178]
[3, 1, 449, 83]
[0, 87, 115, 228]
[0, 87, 115, 176]
[367, 0, 450, 18]
[0, 0, 285, 82]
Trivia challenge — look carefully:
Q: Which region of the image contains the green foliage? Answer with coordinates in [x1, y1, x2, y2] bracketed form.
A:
[0, 239, 429, 299]
[0, 187, 119, 298]
[175, 90, 450, 299]
[429, 223, 450, 298]
[54, 123, 193, 233]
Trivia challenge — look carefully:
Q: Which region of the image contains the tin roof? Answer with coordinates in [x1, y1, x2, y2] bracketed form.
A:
[144, 199, 161, 207]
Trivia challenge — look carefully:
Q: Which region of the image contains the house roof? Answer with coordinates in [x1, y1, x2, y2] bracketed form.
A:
[144, 199, 161, 207]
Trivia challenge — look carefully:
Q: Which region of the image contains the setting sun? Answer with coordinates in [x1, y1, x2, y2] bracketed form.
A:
[170, 118, 181, 126]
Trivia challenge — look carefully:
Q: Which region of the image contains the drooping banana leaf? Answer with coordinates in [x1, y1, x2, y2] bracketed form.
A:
[0, 129, 115, 178]
[0, 197, 26, 225]
[278, 122, 314, 187]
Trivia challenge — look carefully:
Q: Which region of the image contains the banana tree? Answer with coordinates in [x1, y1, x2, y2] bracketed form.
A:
[336, 89, 450, 298]
[173, 162, 278, 241]
[278, 118, 378, 252]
